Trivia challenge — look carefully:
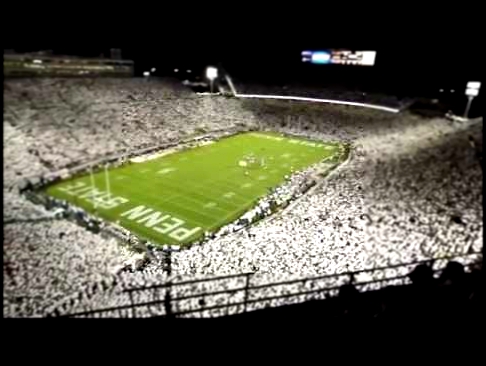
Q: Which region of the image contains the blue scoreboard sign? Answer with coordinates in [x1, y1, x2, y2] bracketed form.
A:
[302, 50, 376, 66]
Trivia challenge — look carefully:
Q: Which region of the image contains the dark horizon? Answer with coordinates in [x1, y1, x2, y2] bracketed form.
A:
[5, 34, 482, 101]
[7, 46, 481, 78]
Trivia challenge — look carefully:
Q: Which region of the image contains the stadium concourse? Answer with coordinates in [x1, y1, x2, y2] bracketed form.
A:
[3, 77, 483, 317]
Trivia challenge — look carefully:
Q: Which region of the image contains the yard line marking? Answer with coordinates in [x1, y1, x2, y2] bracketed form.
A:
[159, 176, 248, 205]
[113, 172, 229, 221]
[157, 167, 177, 175]
[159, 170, 250, 200]
[156, 198, 221, 223]
[162, 187, 239, 212]
[105, 179, 211, 228]
[216, 197, 263, 225]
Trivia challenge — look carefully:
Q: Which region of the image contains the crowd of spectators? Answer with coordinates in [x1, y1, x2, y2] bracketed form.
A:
[4, 220, 123, 317]
[3, 77, 482, 317]
[47, 256, 483, 318]
[3, 78, 257, 184]
[166, 101, 482, 277]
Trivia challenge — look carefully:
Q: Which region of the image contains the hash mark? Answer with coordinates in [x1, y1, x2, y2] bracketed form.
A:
[157, 167, 176, 175]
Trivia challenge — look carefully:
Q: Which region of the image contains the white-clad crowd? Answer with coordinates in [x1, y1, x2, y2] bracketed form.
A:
[3, 78, 482, 317]
[3, 78, 258, 184]
[3, 220, 124, 317]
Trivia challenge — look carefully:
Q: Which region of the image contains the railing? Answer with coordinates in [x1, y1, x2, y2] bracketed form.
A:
[51, 252, 482, 318]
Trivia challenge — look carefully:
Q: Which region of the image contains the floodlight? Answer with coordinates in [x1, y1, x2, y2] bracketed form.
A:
[466, 88, 479, 96]
[467, 81, 481, 89]
[151, 68, 156, 72]
[206, 66, 218, 80]
[143, 71, 150, 77]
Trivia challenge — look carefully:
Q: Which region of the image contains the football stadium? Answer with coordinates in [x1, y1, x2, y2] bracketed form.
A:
[3, 47, 483, 319]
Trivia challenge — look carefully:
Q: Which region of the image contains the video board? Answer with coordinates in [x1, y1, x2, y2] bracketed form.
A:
[301, 50, 376, 66]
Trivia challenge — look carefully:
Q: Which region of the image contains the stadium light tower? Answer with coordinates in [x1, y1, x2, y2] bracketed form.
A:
[464, 81, 481, 118]
[206, 66, 218, 94]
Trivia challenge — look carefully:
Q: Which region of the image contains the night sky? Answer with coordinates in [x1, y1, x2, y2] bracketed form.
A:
[5, 7, 482, 96]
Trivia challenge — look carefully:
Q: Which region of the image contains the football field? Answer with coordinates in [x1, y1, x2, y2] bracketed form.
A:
[45, 132, 345, 246]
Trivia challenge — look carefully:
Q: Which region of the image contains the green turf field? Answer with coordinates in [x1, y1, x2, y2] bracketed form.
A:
[45, 132, 345, 247]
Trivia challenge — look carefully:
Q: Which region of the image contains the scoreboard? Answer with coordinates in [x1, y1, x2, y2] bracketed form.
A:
[302, 50, 377, 66]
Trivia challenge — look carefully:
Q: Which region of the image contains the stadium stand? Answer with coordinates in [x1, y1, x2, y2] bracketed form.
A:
[3, 77, 483, 317]
[231, 79, 414, 110]
[47, 255, 482, 318]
